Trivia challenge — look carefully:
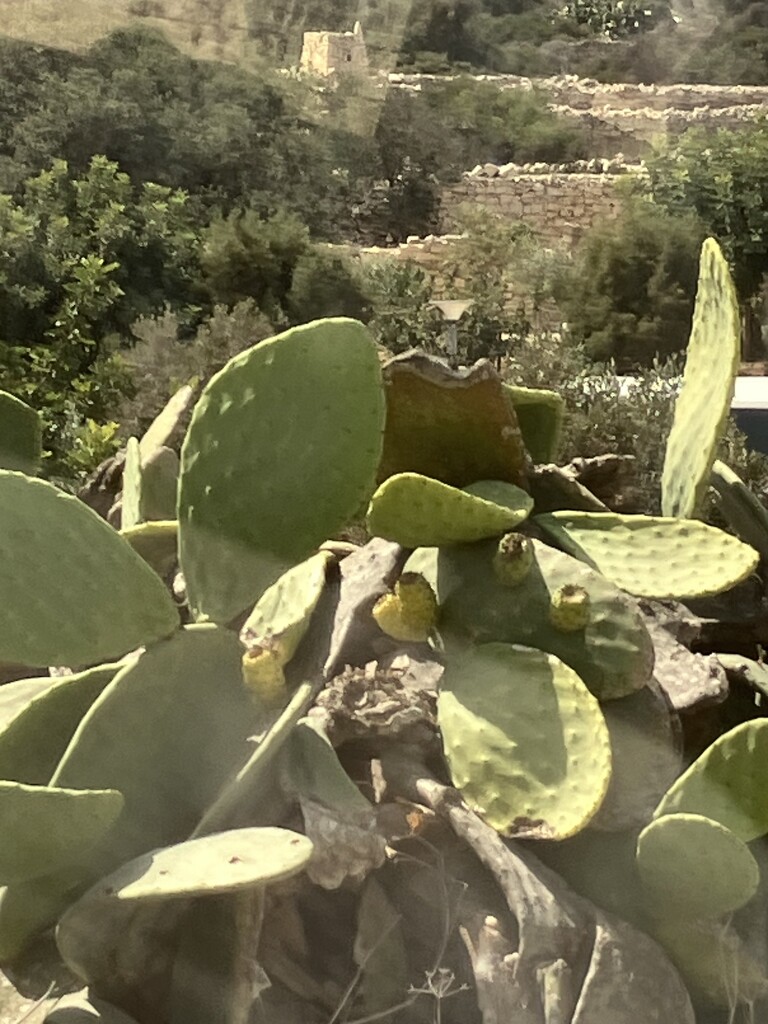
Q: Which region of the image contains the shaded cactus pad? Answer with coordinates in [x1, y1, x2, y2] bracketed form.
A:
[178, 318, 385, 623]
[0, 391, 41, 475]
[653, 719, 768, 842]
[636, 813, 760, 920]
[661, 238, 741, 518]
[535, 511, 758, 599]
[503, 384, 565, 464]
[437, 643, 611, 839]
[0, 472, 179, 666]
[367, 473, 532, 547]
[0, 782, 123, 884]
[710, 460, 768, 562]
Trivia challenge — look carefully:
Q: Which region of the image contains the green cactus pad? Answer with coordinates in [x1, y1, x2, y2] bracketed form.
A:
[378, 352, 528, 488]
[367, 473, 532, 547]
[0, 471, 179, 666]
[139, 383, 195, 457]
[661, 238, 741, 518]
[140, 447, 179, 523]
[439, 538, 653, 700]
[178, 318, 385, 624]
[653, 719, 768, 841]
[121, 520, 178, 578]
[535, 511, 758, 599]
[503, 384, 565, 464]
[121, 437, 142, 530]
[0, 392, 42, 475]
[0, 677, 55, 730]
[51, 626, 259, 873]
[0, 863, 88, 963]
[239, 550, 332, 664]
[637, 813, 759, 920]
[438, 643, 611, 839]
[0, 782, 123, 884]
[710, 460, 768, 561]
[0, 663, 121, 785]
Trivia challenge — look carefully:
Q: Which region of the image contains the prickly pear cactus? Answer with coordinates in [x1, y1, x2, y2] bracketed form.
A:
[372, 572, 438, 642]
[0, 471, 179, 666]
[437, 642, 611, 839]
[710, 459, 768, 562]
[535, 511, 758, 599]
[661, 237, 741, 518]
[503, 384, 565, 464]
[636, 813, 760, 920]
[178, 319, 385, 624]
[366, 473, 532, 547]
[0, 391, 41, 475]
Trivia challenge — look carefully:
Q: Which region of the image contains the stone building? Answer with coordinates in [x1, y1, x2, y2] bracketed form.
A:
[299, 21, 368, 77]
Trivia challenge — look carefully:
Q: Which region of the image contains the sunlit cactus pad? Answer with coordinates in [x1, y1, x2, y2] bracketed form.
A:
[653, 719, 768, 842]
[0, 782, 123, 884]
[437, 643, 611, 839]
[661, 237, 741, 518]
[366, 473, 532, 547]
[178, 318, 385, 623]
[439, 538, 654, 700]
[535, 511, 758, 599]
[0, 391, 41, 475]
[0, 471, 179, 666]
[503, 384, 565, 464]
[637, 813, 759, 920]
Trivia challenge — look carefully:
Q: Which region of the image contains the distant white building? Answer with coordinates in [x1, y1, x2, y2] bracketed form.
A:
[299, 21, 369, 77]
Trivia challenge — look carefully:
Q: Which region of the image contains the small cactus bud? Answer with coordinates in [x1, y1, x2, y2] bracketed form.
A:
[241, 646, 287, 707]
[549, 584, 591, 632]
[493, 532, 535, 586]
[372, 571, 438, 642]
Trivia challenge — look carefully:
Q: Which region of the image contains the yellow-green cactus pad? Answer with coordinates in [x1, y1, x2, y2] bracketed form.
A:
[637, 813, 759, 920]
[239, 550, 332, 665]
[0, 471, 179, 666]
[367, 473, 532, 547]
[661, 238, 741, 518]
[120, 437, 142, 530]
[653, 719, 768, 841]
[178, 318, 385, 623]
[379, 353, 528, 488]
[535, 511, 758, 599]
[0, 782, 123, 884]
[503, 384, 565, 464]
[0, 392, 41, 475]
[439, 538, 653, 700]
[437, 643, 611, 839]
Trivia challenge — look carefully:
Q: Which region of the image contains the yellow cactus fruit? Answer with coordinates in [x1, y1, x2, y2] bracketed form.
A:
[241, 646, 288, 708]
[372, 572, 438, 643]
[549, 584, 591, 632]
[492, 532, 535, 586]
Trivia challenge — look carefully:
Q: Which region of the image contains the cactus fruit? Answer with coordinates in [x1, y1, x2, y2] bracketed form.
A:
[0, 391, 42, 475]
[549, 584, 591, 632]
[0, 471, 179, 667]
[535, 510, 758, 599]
[372, 572, 438, 642]
[241, 647, 287, 708]
[178, 318, 385, 624]
[378, 352, 528, 488]
[710, 459, 768, 562]
[0, 782, 123, 884]
[661, 238, 741, 518]
[366, 473, 532, 547]
[492, 532, 535, 586]
[439, 538, 654, 701]
[652, 719, 768, 841]
[503, 384, 565, 464]
[437, 643, 611, 839]
[636, 813, 760, 920]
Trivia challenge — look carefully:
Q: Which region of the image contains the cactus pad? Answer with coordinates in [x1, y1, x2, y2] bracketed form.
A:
[367, 473, 532, 547]
[372, 572, 438, 642]
[379, 352, 528, 488]
[0, 782, 123, 884]
[0, 392, 41, 475]
[661, 238, 741, 518]
[437, 643, 611, 839]
[0, 471, 179, 666]
[503, 384, 565, 464]
[121, 520, 178, 578]
[637, 813, 759, 919]
[121, 437, 142, 530]
[178, 318, 385, 624]
[439, 538, 653, 700]
[535, 511, 758, 599]
[653, 719, 768, 841]
[710, 460, 768, 562]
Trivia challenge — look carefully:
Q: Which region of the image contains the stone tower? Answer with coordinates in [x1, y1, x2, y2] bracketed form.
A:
[299, 21, 369, 77]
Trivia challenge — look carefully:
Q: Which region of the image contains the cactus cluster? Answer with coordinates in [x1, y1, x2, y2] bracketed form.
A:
[0, 237, 764, 1022]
